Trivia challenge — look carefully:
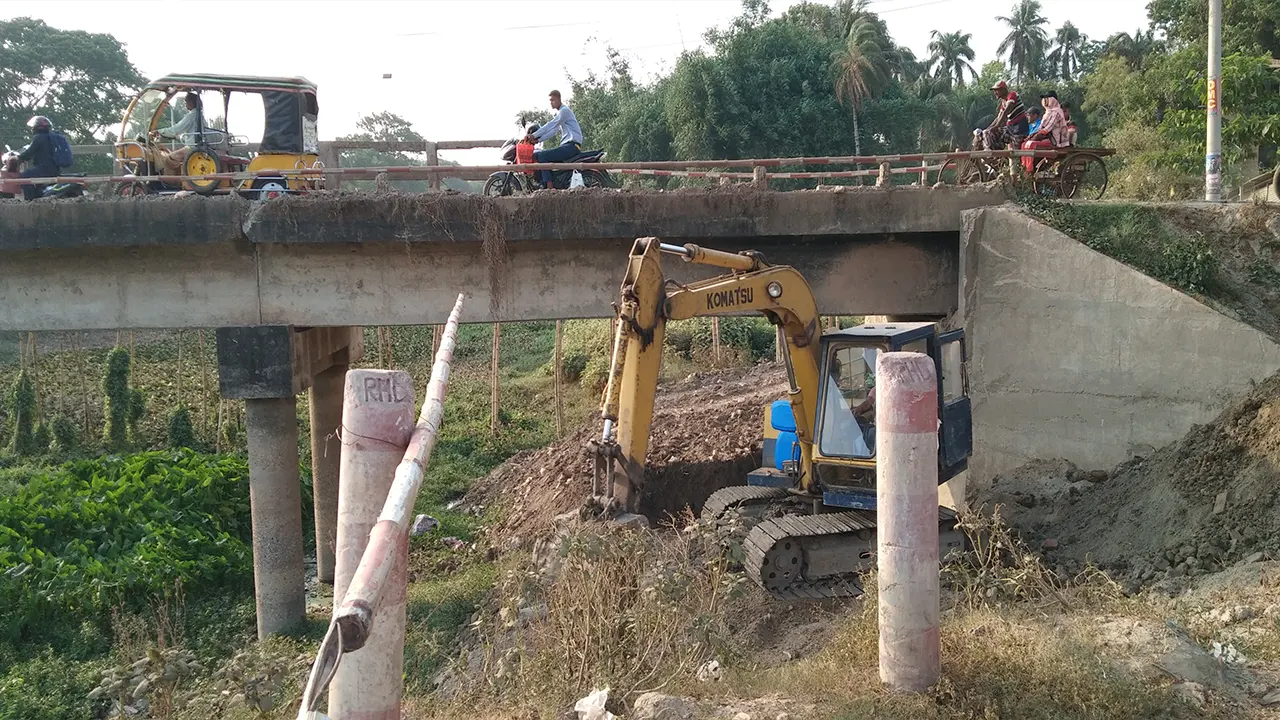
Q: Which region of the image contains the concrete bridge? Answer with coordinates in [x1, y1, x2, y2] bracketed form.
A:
[0, 184, 1006, 637]
[0, 185, 1004, 330]
[6, 188, 1280, 641]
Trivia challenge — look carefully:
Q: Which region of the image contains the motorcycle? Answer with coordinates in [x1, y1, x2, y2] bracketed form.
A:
[482, 137, 613, 196]
[0, 144, 86, 200]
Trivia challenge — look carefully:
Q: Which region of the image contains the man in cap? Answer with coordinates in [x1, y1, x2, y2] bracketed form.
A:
[981, 80, 1029, 152]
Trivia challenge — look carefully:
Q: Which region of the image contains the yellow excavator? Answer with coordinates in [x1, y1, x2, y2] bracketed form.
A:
[588, 237, 973, 599]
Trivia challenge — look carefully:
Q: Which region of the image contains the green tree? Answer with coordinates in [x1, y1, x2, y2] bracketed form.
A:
[1102, 29, 1160, 69]
[996, 0, 1050, 83]
[1048, 22, 1088, 80]
[337, 111, 471, 192]
[928, 30, 978, 87]
[833, 15, 890, 156]
[0, 17, 144, 143]
[1147, 0, 1280, 57]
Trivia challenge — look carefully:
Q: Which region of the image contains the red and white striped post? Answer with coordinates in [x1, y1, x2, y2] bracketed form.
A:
[297, 294, 465, 720]
[875, 351, 940, 692]
[329, 369, 416, 719]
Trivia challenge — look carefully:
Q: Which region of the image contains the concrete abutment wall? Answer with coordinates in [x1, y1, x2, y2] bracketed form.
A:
[959, 206, 1280, 488]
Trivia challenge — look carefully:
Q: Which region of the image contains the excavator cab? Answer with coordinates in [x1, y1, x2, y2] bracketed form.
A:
[752, 322, 972, 510]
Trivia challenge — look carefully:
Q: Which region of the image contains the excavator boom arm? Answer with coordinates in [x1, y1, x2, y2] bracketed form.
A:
[593, 237, 826, 512]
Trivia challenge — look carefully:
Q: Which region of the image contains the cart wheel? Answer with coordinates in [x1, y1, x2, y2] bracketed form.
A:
[1062, 153, 1108, 201]
[251, 177, 289, 201]
[937, 159, 961, 185]
[938, 159, 982, 185]
[184, 150, 222, 195]
[117, 181, 149, 198]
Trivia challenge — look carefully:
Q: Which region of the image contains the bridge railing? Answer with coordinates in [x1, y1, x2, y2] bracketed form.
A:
[47, 147, 1067, 191]
[69, 139, 507, 190]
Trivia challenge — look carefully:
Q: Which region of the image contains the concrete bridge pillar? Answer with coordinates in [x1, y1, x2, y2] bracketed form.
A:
[217, 325, 364, 638]
[244, 395, 306, 637]
[309, 363, 347, 584]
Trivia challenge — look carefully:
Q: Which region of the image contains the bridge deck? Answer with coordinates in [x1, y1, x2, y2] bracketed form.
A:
[0, 186, 1005, 329]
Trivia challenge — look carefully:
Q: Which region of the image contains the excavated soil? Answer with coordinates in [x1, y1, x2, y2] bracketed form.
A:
[976, 370, 1280, 585]
[465, 363, 788, 547]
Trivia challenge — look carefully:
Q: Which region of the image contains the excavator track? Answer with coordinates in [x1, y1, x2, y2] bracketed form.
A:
[702, 486, 961, 600]
[701, 485, 790, 519]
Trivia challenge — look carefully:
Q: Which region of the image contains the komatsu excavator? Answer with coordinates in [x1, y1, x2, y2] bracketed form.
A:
[588, 237, 973, 599]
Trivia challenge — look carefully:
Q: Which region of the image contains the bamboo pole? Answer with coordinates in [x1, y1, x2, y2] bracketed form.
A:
[77, 333, 89, 441]
[199, 330, 211, 436]
[711, 317, 722, 366]
[28, 333, 39, 422]
[177, 330, 185, 408]
[554, 320, 564, 438]
[490, 323, 501, 436]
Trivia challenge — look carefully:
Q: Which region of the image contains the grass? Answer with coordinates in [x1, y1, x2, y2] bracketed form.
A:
[0, 319, 821, 720]
[1016, 194, 1221, 296]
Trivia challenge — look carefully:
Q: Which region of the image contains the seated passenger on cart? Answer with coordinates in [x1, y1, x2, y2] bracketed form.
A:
[1021, 91, 1069, 175]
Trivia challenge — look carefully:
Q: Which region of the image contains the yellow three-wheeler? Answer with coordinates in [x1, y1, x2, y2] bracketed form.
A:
[114, 73, 323, 199]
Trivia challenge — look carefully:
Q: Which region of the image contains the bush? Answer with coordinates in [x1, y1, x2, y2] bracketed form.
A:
[31, 421, 51, 455]
[8, 369, 36, 456]
[0, 450, 254, 635]
[168, 406, 197, 449]
[102, 349, 131, 451]
[51, 415, 78, 454]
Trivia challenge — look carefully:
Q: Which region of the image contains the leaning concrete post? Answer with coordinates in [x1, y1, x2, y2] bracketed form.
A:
[296, 294, 465, 720]
[309, 364, 346, 584]
[876, 351, 940, 692]
[329, 369, 416, 719]
[245, 396, 306, 638]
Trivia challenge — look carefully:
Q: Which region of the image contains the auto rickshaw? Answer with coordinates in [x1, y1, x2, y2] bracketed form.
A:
[114, 73, 323, 198]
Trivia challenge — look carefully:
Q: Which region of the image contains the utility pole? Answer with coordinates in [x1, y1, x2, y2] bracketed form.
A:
[1205, 0, 1223, 202]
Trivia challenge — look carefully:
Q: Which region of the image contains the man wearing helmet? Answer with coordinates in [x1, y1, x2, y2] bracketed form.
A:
[981, 80, 1029, 153]
[17, 115, 59, 200]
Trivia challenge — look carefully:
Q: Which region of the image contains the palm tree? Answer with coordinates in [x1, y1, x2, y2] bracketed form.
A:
[1047, 22, 1088, 80]
[927, 30, 978, 87]
[1104, 28, 1158, 69]
[833, 14, 889, 157]
[908, 75, 962, 151]
[996, 0, 1050, 83]
[889, 44, 927, 84]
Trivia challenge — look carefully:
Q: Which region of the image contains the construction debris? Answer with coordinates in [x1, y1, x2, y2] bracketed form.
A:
[465, 364, 787, 548]
[410, 514, 439, 536]
[976, 370, 1280, 586]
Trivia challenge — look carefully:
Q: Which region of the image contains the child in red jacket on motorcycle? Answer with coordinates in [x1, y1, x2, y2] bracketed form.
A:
[516, 124, 538, 174]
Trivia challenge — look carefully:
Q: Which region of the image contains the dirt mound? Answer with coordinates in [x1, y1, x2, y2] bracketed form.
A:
[977, 371, 1280, 584]
[466, 363, 788, 546]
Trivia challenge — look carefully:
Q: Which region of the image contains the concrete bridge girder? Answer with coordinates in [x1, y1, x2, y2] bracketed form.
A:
[0, 187, 1001, 330]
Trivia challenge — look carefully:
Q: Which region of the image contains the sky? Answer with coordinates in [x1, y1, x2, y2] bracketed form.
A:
[6, 0, 1152, 164]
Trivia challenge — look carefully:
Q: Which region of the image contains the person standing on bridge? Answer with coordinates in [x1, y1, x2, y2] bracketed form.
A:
[526, 90, 583, 189]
